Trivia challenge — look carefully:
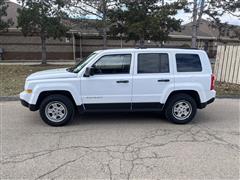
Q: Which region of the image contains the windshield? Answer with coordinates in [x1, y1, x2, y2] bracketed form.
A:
[67, 53, 98, 73]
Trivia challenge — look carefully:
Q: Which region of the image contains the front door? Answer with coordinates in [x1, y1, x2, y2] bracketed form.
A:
[81, 53, 133, 110]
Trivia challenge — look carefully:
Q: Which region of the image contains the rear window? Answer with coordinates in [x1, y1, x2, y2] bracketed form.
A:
[176, 54, 202, 72]
[138, 53, 169, 73]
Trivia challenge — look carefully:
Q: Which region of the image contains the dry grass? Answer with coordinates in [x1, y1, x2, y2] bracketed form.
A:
[0, 65, 68, 96]
[0, 65, 240, 97]
[215, 81, 240, 98]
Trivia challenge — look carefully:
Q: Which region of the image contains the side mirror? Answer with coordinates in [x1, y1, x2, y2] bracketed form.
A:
[84, 67, 94, 77]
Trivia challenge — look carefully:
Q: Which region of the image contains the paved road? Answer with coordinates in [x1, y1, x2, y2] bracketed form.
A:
[1, 99, 239, 179]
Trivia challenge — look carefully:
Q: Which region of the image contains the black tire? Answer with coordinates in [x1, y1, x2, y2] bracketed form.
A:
[39, 94, 75, 126]
[164, 93, 197, 124]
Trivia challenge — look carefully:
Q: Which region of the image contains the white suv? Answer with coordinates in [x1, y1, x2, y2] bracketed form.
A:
[20, 48, 216, 126]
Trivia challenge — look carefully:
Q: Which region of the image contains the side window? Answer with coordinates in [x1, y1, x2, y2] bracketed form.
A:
[176, 54, 202, 72]
[93, 54, 131, 75]
[138, 53, 169, 73]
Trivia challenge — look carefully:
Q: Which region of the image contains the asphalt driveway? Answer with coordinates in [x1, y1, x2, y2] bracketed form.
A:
[0, 99, 239, 179]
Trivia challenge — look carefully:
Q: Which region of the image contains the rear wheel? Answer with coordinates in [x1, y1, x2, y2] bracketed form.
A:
[165, 94, 197, 124]
[39, 94, 75, 126]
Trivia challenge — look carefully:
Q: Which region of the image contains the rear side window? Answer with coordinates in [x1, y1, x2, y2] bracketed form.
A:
[176, 54, 202, 72]
[138, 53, 169, 73]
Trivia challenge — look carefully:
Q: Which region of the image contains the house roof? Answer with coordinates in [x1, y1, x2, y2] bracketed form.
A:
[171, 19, 240, 40]
[171, 19, 216, 38]
[65, 19, 100, 35]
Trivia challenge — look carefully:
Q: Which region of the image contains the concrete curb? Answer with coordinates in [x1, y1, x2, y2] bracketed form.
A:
[0, 63, 74, 65]
[0, 61, 75, 65]
[0, 96, 19, 101]
[0, 95, 239, 102]
[216, 96, 240, 99]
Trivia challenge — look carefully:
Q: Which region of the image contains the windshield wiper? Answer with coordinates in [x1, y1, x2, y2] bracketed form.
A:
[66, 67, 75, 73]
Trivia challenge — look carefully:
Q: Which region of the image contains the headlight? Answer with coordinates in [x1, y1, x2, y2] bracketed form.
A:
[25, 89, 32, 94]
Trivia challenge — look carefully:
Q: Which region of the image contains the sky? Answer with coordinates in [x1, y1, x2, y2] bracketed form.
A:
[10, 0, 240, 26]
[175, 9, 240, 25]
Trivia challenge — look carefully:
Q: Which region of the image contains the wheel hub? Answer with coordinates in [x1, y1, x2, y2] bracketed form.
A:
[45, 101, 68, 122]
[172, 100, 192, 120]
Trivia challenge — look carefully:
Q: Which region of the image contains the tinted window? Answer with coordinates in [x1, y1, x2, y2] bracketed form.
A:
[176, 54, 202, 72]
[138, 53, 169, 73]
[93, 54, 131, 74]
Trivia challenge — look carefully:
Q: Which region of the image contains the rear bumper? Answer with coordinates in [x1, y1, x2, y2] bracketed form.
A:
[20, 99, 38, 111]
[199, 97, 215, 109]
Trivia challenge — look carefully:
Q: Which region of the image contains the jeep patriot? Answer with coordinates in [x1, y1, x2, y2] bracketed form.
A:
[20, 48, 216, 126]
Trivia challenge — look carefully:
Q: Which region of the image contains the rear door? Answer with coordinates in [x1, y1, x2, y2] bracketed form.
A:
[132, 52, 174, 110]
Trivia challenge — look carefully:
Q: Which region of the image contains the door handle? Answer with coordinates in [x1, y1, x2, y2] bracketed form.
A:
[116, 80, 129, 83]
[158, 79, 170, 82]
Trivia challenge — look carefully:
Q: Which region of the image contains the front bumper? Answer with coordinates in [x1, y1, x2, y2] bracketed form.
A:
[199, 97, 215, 109]
[20, 91, 38, 111]
[20, 99, 38, 111]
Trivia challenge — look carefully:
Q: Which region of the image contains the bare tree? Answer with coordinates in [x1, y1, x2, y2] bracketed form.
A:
[190, 0, 239, 48]
[68, 0, 115, 48]
[191, 0, 198, 48]
[191, 0, 205, 48]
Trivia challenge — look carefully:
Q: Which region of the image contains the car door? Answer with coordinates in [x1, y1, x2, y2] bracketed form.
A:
[81, 53, 133, 110]
[132, 52, 174, 110]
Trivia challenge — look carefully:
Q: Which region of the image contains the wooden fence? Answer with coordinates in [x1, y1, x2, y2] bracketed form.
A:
[214, 45, 240, 84]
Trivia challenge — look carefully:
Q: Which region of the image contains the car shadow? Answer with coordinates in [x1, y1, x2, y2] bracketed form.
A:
[70, 111, 168, 126]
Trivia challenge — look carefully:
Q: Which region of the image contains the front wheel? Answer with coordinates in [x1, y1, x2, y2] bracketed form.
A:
[165, 94, 197, 124]
[39, 95, 75, 126]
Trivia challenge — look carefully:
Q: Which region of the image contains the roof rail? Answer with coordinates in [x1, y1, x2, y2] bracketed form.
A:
[135, 47, 199, 50]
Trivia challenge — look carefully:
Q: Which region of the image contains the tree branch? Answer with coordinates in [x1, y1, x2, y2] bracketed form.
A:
[70, 3, 103, 18]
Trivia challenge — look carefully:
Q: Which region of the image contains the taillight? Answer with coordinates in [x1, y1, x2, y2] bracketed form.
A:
[210, 74, 216, 90]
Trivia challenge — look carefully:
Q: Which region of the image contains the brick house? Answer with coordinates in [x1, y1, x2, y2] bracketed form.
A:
[0, 1, 239, 61]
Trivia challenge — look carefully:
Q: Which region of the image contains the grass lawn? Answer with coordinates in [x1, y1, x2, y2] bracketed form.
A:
[0, 65, 68, 96]
[215, 81, 240, 97]
[0, 65, 240, 97]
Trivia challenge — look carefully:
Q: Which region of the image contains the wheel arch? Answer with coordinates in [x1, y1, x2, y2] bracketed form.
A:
[35, 90, 77, 110]
[164, 90, 201, 109]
